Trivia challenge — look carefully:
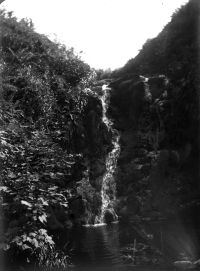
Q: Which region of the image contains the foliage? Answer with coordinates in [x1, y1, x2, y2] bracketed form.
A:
[114, 0, 198, 81]
[112, 0, 199, 154]
[110, 0, 200, 218]
[95, 68, 112, 81]
[0, 10, 99, 269]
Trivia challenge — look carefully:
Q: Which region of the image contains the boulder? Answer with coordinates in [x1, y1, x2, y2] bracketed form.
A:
[173, 260, 194, 270]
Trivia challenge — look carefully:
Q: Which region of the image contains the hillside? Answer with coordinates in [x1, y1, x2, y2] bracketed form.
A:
[0, 10, 113, 269]
[1, 0, 200, 269]
[114, 0, 199, 81]
[109, 0, 200, 220]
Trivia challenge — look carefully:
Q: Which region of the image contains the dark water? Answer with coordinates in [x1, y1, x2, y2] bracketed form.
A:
[57, 220, 200, 271]
[144, 220, 200, 262]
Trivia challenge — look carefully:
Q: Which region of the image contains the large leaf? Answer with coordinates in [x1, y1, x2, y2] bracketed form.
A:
[21, 200, 32, 208]
[38, 214, 47, 224]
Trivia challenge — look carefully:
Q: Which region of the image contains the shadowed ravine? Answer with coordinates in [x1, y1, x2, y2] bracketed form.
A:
[1, 1, 200, 269]
[65, 77, 200, 269]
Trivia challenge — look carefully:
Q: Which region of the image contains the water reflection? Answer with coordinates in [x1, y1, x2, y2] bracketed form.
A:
[69, 223, 122, 267]
[57, 219, 200, 270]
[146, 220, 200, 262]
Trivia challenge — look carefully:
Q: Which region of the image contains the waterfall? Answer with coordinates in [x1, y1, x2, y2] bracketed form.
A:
[139, 75, 152, 101]
[98, 84, 120, 223]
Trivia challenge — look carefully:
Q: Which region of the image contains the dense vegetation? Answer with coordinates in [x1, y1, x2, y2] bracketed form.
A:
[110, 0, 200, 221]
[0, 10, 112, 270]
[1, 0, 200, 269]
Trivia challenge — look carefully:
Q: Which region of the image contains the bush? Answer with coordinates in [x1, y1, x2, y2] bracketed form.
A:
[0, 10, 96, 269]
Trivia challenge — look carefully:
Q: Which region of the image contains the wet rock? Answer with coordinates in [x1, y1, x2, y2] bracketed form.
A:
[90, 159, 106, 179]
[194, 259, 200, 267]
[104, 209, 117, 223]
[92, 85, 104, 95]
[148, 76, 167, 100]
[173, 260, 194, 270]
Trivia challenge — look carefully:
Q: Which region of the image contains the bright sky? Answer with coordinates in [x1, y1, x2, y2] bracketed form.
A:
[1, 0, 189, 70]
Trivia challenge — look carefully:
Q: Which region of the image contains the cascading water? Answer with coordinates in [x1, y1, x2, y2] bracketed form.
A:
[98, 84, 120, 223]
[139, 75, 152, 101]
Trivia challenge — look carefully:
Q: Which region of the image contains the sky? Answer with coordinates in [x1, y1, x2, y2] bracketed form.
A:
[1, 0, 189, 70]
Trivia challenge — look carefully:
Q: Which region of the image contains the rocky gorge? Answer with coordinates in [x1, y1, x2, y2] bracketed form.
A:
[1, 0, 200, 269]
[109, 74, 199, 221]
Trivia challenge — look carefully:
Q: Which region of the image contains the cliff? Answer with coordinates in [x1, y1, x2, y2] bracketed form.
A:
[109, 0, 200, 220]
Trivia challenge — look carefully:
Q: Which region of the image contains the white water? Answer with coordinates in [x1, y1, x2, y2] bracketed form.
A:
[139, 75, 152, 101]
[98, 84, 120, 223]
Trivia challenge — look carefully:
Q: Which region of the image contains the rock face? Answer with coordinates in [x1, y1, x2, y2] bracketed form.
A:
[109, 73, 199, 220]
[104, 209, 117, 224]
[108, 0, 200, 221]
[68, 86, 117, 225]
[49, 0, 200, 226]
